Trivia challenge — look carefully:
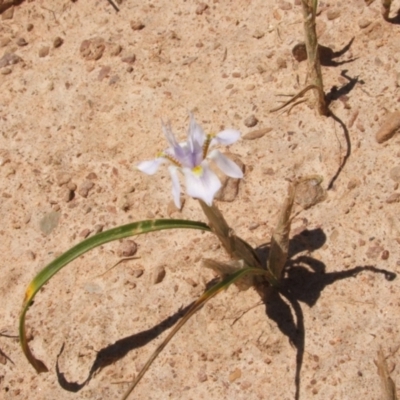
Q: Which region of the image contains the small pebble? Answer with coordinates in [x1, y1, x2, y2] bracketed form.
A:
[263, 167, 275, 175]
[124, 280, 136, 289]
[132, 269, 144, 278]
[130, 20, 145, 30]
[386, 193, 400, 203]
[243, 127, 272, 140]
[83, 205, 92, 214]
[78, 180, 95, 198]
[53, 36, 63, 48]
[117, 240, 138, 257]
[109, 44, 122, 56]
[295, 176, 326, 209]
[327, 9, 340, 20]
[390, 166, 400, 183]
[56, 172, 71, 186]
[278, 1, 293, 10]
[347, 178, 360, 190]
[86, 172, 97, 180]
[376, 111, 400, 143]
[229, 368, 242, 382]
[80, 228, 91, 238]
[195, 3, 208, 15]
[27, 24, 34, 32]
[16, 38, 28, 47]
[244, 115, 259, 128]
[93, 224, 104, 234]
[122, 54, 136, 64]
[358, 18, 371, 29]
[381, 250, 390, 260]
[26, 250, 36, 260]
[97, 65, 111, 82]
[39, 211, 60, 235]
[67, 182, 77, 191]
[1, 67, 11, 75]
[249, 222, 259, 230]
[356, 121, 365, 132]
[38, 46, 50, 58]
[151, 265, 166, 284]
[0, 52, 21, 68]
[252, 30, 265, 39]
[80, 38, 105, 61]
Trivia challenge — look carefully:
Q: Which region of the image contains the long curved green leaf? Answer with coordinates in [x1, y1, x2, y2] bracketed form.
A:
[20, 219, 211, 373]
[121, 266, 268, 400]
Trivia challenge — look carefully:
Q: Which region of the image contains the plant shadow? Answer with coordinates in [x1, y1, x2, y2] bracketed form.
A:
[257, 228, 396, 400]
[319, 37, 356, 67]
[56, 302, 194, 392]
[56, 228, 396, 398]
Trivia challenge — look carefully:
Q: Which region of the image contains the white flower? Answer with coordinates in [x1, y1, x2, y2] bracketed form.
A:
[137, 115, 243, 208]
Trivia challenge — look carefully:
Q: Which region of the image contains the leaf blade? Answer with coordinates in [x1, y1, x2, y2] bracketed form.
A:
[19, 219, 211, 373]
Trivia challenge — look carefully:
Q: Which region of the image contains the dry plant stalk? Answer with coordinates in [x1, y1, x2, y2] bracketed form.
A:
[267, 183, 295, 282]
[300, 0, 328, 116]
[381, 0, 392, 20]
[375, 347, 398, 400]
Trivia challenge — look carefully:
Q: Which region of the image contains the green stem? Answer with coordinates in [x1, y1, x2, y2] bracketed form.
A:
[198, 200, 261, 268]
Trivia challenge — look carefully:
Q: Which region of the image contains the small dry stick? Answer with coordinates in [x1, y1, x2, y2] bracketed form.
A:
[300, 0, 328, 116]
[106, 0, 120, 12]
[269, 84, 325, 113]
[95, 257, 140, 277]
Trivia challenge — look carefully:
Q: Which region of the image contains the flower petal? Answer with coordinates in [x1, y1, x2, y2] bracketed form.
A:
[168, 166, 182, 209]
[137, 158, 165, 175]
[162, 120, 179, 148]
[212, 129, 241, 146]
[188, 113, 206, 149]
[208, 149, 243, 178]
[162, 120, 187, 162]
[183, 163, 221, 206]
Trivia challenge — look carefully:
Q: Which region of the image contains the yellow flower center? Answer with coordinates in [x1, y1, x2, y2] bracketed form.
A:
[192, 165, 203, 176]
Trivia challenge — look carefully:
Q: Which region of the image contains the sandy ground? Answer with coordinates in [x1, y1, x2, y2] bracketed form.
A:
[1, 0, 400, 399]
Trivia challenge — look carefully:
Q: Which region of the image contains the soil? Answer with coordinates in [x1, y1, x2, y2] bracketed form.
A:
[1, 1, 400, 399]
